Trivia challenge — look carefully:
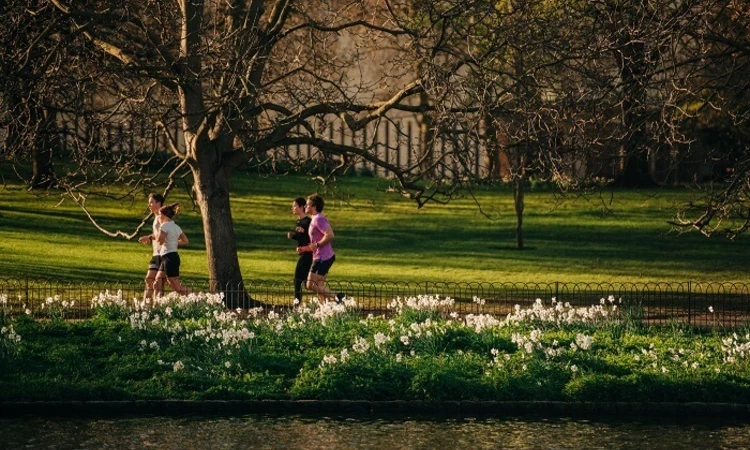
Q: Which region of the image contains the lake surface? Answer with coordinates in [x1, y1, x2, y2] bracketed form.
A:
[1, 415, 749, 450]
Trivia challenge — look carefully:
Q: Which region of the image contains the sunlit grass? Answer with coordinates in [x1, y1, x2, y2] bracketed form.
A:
[1, 173, 748, 284]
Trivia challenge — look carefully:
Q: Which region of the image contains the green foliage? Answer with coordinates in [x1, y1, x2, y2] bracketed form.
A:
[2, 292, 749, 404]
[564, 372, 750, 403]
[484, 358, 570, 401]
[0, 328, 20, 367]
[441, 326, 515, 355]
[291, 352, 413, 400]
[198, 372, 289, 400]
[408, 353, 494, 400]
[395, 308, 445, 327]
[92, 290, 142, 321]
[564, 373, 642, 402]
[0, 297, 21, 365]
[40, 296, 74, 322]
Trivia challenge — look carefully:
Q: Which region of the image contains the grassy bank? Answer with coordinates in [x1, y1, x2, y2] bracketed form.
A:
[1, 173, 748, 284]
[1, 292, 749, 403]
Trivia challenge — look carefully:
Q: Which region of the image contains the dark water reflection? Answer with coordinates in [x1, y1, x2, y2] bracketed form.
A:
[1, 415, 749, 450]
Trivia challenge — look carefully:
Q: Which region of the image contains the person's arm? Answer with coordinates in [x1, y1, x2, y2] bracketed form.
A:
[178, 232, 189, 246]
[310, 224, 334, 251]
[297, 222, 314, 253]
[156, 229, 166, 245]
[292, 218, 311, 245]
[288, 227, 304, 241]
[138, 235, 153, 245]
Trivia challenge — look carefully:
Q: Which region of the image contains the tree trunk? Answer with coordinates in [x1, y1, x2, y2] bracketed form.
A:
[31, 144, 55, 189]
[513, 169, 525, 250]
[416, 91, 436, 179]
[4, 89, 56, 189]
[614, 94, 656, 187]
[177, 0, 257, 308]
[615, 143, 655, 188]
[190, 140, 257, 308]
[612, 36, 657, 188]
[484, 111, 500, 180]
[30, 110, 57, 189]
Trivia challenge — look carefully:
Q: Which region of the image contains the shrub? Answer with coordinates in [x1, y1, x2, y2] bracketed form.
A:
[408, 353, 493, 400]
[564, 373, 641, 402]
[291, 352, 413, 400]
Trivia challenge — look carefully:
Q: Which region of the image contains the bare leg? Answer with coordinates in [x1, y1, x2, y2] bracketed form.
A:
[306, 272, 335, 302]
[154, 272, 166, 299]
[144, 269, 158, 301]
[167, 277, 191, 295]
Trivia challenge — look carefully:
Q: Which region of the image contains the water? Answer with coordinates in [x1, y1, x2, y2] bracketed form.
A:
[1, 415, 749, 450]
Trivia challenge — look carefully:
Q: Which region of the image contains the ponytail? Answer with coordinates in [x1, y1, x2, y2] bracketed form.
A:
[159, 203, 180, 218]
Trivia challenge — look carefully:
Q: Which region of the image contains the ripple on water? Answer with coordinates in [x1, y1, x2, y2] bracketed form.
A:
[1, 415, 749, 450]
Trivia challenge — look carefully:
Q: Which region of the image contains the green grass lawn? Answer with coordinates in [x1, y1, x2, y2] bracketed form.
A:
[0, 172, 748, 284]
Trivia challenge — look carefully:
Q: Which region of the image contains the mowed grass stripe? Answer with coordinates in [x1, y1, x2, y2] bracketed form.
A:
[0, 175, 748, 284]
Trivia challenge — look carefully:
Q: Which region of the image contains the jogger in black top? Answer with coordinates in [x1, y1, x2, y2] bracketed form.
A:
[287, 197, 313, 302]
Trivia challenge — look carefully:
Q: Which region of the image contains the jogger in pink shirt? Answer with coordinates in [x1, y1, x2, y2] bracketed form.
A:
[299, 194, 345, 303]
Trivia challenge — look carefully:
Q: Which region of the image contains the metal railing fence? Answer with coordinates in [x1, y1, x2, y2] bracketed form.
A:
[1, 278, 749, 328]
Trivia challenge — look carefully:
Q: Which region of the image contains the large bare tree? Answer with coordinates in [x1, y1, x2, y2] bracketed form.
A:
[27, 0, 490, 299]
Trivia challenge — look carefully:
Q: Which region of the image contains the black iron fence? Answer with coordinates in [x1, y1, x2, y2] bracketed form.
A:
[1, 278, 749, 328]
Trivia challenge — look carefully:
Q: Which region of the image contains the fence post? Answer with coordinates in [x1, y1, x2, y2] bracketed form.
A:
[555, 281, 559, 302]
[25, 275, 29, 307]
[688, 280, 693, 326]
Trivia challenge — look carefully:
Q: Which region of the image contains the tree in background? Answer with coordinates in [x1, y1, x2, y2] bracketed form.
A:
[0, 1, 69, 189]
[397, 0, 617, 248]
[671, 0, 750, 238]
[399, 0, 748, 247]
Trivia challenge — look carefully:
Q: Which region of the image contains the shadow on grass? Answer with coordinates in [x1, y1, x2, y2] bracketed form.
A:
[2, 176, 749, 284]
